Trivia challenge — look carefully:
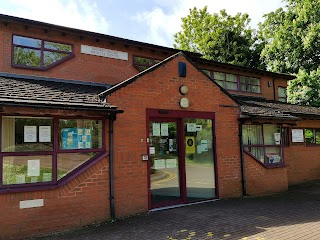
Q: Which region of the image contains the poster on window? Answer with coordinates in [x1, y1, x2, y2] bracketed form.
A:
[39, 126, 51, 142]
[186, 136, 195, 154]
[292, 129, 304, 142]
[61, 128, 92, 149]
[28, 159, 40, 177]
[152, 123, 160, 136]
[161, 123, 169, 136]
[24, 126, 37, 142]
[154, 159, 166, 169]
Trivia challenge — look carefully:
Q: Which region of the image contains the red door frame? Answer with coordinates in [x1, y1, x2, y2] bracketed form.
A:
[146, 109, 218, 209]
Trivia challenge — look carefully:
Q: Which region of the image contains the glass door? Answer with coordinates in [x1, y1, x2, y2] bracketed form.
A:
[149, 120, 181, 208]
[184, 118, 216, 202]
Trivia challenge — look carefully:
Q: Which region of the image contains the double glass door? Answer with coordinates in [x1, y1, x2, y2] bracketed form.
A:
[148, 117, 216, 209]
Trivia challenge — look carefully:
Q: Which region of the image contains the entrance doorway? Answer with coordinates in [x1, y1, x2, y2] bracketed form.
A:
[147, 110, 217, 209]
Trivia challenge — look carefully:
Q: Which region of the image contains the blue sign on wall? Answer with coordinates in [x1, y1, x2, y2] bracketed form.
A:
[61, 128, 92, 149]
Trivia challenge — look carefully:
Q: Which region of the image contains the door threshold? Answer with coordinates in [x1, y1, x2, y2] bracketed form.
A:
[150, 199, 220, 212]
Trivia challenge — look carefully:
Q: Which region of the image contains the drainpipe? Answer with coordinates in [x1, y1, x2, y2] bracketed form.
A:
[238, 120, 247, 196]
[109, 113, 116, 220]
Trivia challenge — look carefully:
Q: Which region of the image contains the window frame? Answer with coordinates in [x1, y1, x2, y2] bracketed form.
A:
[0, 114, 106, 192]
[12, 34, 74, 70]
[204, 70, 261, 94]
[242, 124, 285, 167]
[132, 55, 162, 71]
[278, 87, 287, 102]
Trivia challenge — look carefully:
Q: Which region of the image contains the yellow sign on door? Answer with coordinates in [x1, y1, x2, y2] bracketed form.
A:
[186, 136, 195, 154]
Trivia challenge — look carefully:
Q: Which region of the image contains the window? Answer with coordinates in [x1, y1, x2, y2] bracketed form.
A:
[213, 72, 238, 90]
[12, 35, 73, 70]
[278, 87, 287, 102]
[133, 56, 161, 71]
[1, 116, 104, 189]
[305, 128, 320, 145]
[242, 124, 284, 166]
[203, 70, 261, 93]
[240, 76, 261, 93]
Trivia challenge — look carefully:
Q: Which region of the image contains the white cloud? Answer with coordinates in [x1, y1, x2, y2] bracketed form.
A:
[0, 0, 110, 34]
[134, 0, 286, 47]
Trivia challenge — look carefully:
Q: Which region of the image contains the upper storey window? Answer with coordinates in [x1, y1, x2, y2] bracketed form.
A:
[133, 56, 161, 71]
[12, 35, 74, 70]
[203, 70, 261, 93]
[278, 87, 287, 102]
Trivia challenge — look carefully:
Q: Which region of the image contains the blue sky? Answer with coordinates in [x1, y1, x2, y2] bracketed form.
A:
[0, 0, 285, 47]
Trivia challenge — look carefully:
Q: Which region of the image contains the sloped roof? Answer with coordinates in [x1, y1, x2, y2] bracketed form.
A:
[236, 96, 320, 120]
[0, 76, 119, 112]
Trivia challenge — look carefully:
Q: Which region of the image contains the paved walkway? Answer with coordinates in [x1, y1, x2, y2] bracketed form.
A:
[37, 181, 320, 240]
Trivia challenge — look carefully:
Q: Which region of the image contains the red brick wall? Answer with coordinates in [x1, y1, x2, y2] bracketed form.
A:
[108, 54, 242, 217]
[0, 106, 111, 239]
[285, 120, 320, 185]
[245, 154, 288, 196]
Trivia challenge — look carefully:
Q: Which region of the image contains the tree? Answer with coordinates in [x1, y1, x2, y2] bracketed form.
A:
[287, 69, 320, 107]
[259, 0, 320, 74]
[259, 0, 320, 106]
[174, 7, 264, 69]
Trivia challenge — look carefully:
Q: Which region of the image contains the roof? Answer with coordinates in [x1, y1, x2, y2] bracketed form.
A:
[0, 76, 119, 112]
[236, 96, 320, 120]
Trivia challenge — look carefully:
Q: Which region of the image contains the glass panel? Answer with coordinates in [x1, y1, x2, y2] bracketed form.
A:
[44, 51, 68, 66]
[13, 35, 41, 48]
[57, 152, 98, 180]
[44, 41, 72, 52]
[226, 74, 237, 82]
[149, 121, 180, 205]
[242, 125, 263, 145]
[278, 87, 287, 97]
[225, 82, 237, 90]
[263, 125, 281, 145]
[250, 78, 260, 85]
[215, 80, 223, 87]
[240, 84, 248, 91]
[202, 69, 211, 76]
[265, 147, 282, 164]
[244, 147, 265, 163]
[214, 72, 225, 80]
[315, 130, 320, 144]
[3, 155, 52, 185]
[59, 119, 102, 150]
[13, 47, 41, 67]
[2, 116, 53, 152]
[240, 76, 248, 83]
[185, 118, 215, 201]
[305, 129, 315, 144]
[251, 85, 261, 93]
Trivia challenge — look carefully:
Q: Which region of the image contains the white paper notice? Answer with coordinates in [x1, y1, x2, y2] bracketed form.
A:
[28, 159, 40, 177]
[161, 123, 169, 136]
[201, 140, 208, 152]
[153, 123, 161, 136]
[154, 159, 166, 169]
[39, 126, 51, 142]
[166, 159, 177, 168]
[187, 123, 197, 132]
[24, 126, 37, 142]
[292, 129, 304, 142]
[149, 147, 155, 155]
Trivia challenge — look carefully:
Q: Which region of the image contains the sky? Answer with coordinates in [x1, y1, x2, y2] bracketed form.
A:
[0, 0, 286, 48]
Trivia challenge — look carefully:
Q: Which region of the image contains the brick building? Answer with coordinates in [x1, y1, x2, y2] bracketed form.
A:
[0, 14, 319, 239]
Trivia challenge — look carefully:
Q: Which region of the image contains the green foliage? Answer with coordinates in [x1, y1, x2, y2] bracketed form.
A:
[259, 0, 320, 74]
[174, 7, 265, 69]
[287, 69, 320, 106]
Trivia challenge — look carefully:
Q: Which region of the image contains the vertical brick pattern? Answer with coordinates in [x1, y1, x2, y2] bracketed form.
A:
[109, 55, 242, 217]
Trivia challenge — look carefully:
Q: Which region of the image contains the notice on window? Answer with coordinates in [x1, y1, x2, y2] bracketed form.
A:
[201, 140, 208, 152]
[149, 147, 155, 155]
[187, 123, 197, 132]
[152, 123, 161, 136]
[39, 126, 51, 142]
[161, 123, 169, 136]
[186, 136, 195, 154]
[61, 128, 92, 149]
[24, 126, 37, 142]
[166, 159, 177, 168]
[28, 159, 40, 177]
[292, 129, 304, 142]
[154, 159, 166, 169]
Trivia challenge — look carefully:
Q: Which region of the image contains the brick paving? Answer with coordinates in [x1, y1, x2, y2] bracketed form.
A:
[36, 181, 320, 240]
